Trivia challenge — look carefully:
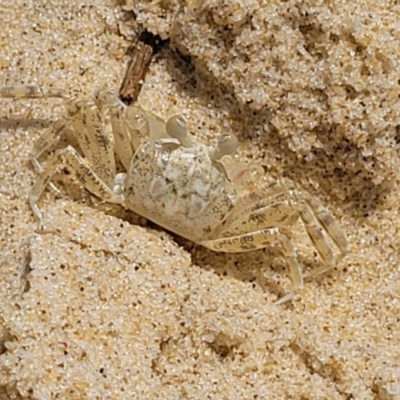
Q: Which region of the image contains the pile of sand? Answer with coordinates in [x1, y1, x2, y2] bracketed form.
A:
[0, 0, 399, 398]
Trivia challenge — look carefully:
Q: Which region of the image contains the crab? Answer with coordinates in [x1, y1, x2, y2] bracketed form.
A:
[0, 85, 349, 302]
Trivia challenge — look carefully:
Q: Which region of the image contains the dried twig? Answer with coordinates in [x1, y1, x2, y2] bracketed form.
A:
[119, 31, 165, 104]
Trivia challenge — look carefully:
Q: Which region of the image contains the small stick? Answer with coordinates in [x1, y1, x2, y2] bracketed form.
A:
[119, 31, 165, 104]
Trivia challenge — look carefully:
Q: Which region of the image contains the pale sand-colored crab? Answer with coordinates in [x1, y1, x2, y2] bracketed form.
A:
[0, 85, 349, 302]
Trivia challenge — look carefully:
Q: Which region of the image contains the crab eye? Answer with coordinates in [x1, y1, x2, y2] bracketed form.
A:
[217, 134, 238, 156]
[211, 133, 239, 161]
[166, 115, 186, 139]
[166, 115, 194, 147]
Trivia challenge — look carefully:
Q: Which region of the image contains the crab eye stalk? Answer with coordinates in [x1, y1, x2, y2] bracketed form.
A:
[210, 133, 238, 161]
[218, 133, 238, 155]
[166, 115, 193, 147]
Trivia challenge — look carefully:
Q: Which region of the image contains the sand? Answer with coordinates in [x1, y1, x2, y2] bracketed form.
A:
[0, 0, 399, 399]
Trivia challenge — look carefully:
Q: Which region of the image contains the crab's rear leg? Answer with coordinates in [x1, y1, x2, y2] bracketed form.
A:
[30, 101, 125, 218]
[221, 182, 348, 266]
[200, 228, 303, 302]
[30, 99, 120, 201]
[302, 191, 349, 258]
[0, 86, 74, 192]
[0, 86, 123, 218]
[244, 198, 339, 266]
[0, 86, 118, 185]
[202, 186, 348, 302]
[29, 145, 123, 219]
[0, 86, 72, 153]
[0, 86, 69, 100]
[0, 86, 119, 189]
[95, 91, 136, 171]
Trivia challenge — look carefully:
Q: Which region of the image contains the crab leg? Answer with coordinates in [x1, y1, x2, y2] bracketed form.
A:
[301, 191, 349, 254]
[0, 86, 118, 185]
[0, 85, 70, 100]
[27, 119, 70, 194]
[29, 120, 70, 168]
[29, 99, 120, 218]
[95, 91, 134, 170]
[29, 145, 123, 219]
[226, 198, 340, 263]
[200, 227, 303, 292]
[68, 101, 116, 187]
[0, 86, 74, 192]
[0, 85, 73, 161]
[0, 86, 122, 218]
[221, 182, 348, 261]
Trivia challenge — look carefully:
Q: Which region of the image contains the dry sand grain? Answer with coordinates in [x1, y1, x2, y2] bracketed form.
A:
[0, 1, 399, 399]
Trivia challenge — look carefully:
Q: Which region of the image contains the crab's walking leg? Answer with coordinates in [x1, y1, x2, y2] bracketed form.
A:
[29, 98, 122, 218]
[95, 91, 150, 171]
[0, 85, 123, 218]
[27, 120, 70, 195]
[0, 87, 118, 187]
[302, 192, 349, 255]
[29, 145, 123, 219]
[221, 182, 349, 264]
[29, 120, 70, 170]
[99, 93, 134, 171]
[220, 195, 335, 262]
[0, 86, 73, 193]
[200, 228, 303, 296]
[68, 100, 116, 187]
[0, 86, 70, 100]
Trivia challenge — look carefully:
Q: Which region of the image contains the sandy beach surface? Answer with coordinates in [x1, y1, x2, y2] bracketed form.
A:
[0, 1, 400, 399]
